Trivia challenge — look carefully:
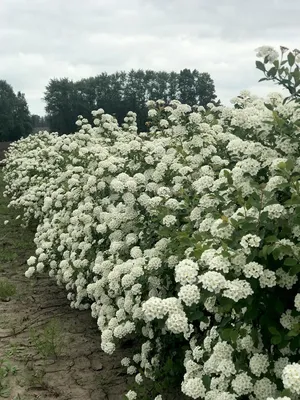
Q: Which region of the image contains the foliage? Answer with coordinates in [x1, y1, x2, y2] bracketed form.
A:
[0, 81, 32, 141]
[0, 357, 18, 398]
[44, 69, 218, 134]
[0, 278, 16, 300]
[255, 46, 300, 104]
[3, 46, 300, 400]
[31, 114, 50, 132]
[30, 319, 64, 359]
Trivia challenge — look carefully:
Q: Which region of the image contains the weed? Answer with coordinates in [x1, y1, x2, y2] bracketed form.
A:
[30, 319, 64, 359]
[27, 367, 46, 389]
[0, 278, 16, 300]
[5, 344, 23, 358]
[0, 357, 18, 398]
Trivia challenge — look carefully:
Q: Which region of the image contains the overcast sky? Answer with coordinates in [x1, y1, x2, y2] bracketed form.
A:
[1, 0, 299, 115]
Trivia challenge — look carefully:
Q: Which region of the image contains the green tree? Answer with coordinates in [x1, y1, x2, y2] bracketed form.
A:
[44, 78, 79, 134]
[0, 81, 32, 141]
[193, 70, 217, 106]
[0, 80, 17, 141]
[12, 92, 32, 140]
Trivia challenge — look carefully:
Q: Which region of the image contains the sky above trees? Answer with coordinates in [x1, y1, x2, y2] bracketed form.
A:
[1, 0, 300, 115]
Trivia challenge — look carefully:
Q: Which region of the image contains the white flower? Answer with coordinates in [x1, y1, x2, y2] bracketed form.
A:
[181, 377, 206, 399]
[166, 311, 189, 334]
[243, 262, 264, 279]
[263, 204, 286, 219]
[125, 390, 137, 400]
[253, 378, 276, 399]
[27, 256, 36, 266]
[175, 260, 199, 285]
[178, 284, 200, 306]
[240, 234, 261, 249]
[294, 293, 300, 312]
[249, 353, 270, 377]
[266, 397, 291, 400]
[223, 279, 253, 302]
[199, 271, 227, 293]
[231, 372, 253, 396]
[25, 266, 35, 278]
[148, 109, 157, 117]
[259, 269, 276, 288]
[274, 357, 289, 379]
[256, 46, 279, 62]
[162, 215, 177, 227]
[192, 176, 214, 194]
[135, 373, 143, 384]
[142, 297, 167, 321]
[282, 363, 300, 395]
[121, 357, 131, 367]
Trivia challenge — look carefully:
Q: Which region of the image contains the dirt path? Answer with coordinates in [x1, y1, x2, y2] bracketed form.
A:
[0, 171, 131, 400]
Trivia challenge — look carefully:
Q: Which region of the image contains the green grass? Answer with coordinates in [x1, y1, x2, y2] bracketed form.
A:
[0, 357, 18, 398]
[30, 319, 64, 359]
[0, 278, 16, 299]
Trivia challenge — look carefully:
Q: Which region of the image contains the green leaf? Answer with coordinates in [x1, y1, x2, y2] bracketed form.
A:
[286, 159, 294, 171]
[288, 52, 296, 67]
[264, 103, 274, 111]
[202, 375, 211, 390]
[281, 389, 292, 397]
[289, 264, 300, 275]
[189, 309, 204, 321]
[267, 67, 277, 77]
[256, 61, 266, 72]
[285, 196, 300, 206]
[219, 316, 231, 328]
[271, 335, 282, 345]
[287, 329, 299, 337]
[284, 258, 297, 266]
[265, 235, 277, 243]
[223, 170, 233, 185]
[268, 326, 280, 335]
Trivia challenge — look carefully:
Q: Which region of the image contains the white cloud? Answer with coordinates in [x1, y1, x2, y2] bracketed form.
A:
[0, 0, 299, 114]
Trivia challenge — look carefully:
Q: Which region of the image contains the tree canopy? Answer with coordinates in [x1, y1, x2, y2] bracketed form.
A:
[0, 80, 32, 141]
[44, 69, 219, 134]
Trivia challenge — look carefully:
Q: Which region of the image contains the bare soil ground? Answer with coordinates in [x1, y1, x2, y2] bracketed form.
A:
[0, 171, 132, 400]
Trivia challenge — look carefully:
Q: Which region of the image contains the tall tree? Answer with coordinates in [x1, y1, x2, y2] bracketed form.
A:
[11, 92, 32, 140]
[44, 78, 78, 134]
[0, 80, 17, 141]
[178, 69, 197, 105]
[193, 71, 217, 106]
[0, 81, 32, 141]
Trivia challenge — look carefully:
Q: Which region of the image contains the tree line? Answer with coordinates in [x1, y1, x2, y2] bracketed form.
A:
[0, 68, 218, 141]
[45, 69, 218, 133]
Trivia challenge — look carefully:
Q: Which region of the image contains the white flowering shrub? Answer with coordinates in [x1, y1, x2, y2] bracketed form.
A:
[3, 47, 300, 400]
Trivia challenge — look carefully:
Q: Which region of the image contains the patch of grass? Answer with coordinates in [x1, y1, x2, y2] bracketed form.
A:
[0, 358, 18, 398]
[30, 319, 64, 359]
[0, 278, 16, 300]
[27, 367, 46, 389]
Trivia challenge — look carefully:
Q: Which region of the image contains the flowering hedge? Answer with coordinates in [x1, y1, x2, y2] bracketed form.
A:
[3, 47, 300, 400]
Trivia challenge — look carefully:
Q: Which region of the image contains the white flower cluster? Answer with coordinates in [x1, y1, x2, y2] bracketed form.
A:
[282, 363, 300, 395]
[4, 74, 300, 399]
